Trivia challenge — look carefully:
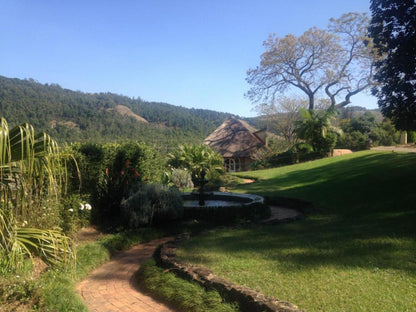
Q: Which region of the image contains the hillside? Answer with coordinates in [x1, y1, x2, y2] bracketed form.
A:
[0, 75, 237, 150]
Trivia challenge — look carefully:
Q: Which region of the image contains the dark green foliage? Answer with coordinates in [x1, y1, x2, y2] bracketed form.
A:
[167, 144, 224, 187]
[369, 0, 416, 131]
[337, 112, 400, 150]
[251, 142, 321, 169]
[295, 108, 339, 156]
[0, 75, 233, 149]
[408, 131, 416, 143]
[67, 142, 164, 229]
[337, 131, 371, 150]
[60, 194, 91, 236]
[121, 183, 184, 228]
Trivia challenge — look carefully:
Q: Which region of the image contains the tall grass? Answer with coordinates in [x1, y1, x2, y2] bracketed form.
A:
[177, 151, 416, 311]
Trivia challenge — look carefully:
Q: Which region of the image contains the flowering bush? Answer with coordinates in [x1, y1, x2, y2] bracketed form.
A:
[60, 195, 92, 235]
[67, 142, 164, 229]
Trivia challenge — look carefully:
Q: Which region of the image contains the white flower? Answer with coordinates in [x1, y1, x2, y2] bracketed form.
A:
[68, 208, 74, 212]
[85, 203, 92, 211]
[80, 203, 85, 210]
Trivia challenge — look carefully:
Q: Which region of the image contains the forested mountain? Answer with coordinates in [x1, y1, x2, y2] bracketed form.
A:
[0, 75, 236, 150]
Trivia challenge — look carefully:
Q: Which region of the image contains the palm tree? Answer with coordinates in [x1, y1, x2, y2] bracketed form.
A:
[0, 118, 74, 273]
[295, 108, 342, 155]
[167, 144, 224, 184]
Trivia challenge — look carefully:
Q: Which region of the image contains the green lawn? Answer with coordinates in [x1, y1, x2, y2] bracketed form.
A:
[177, 151, 416, 311]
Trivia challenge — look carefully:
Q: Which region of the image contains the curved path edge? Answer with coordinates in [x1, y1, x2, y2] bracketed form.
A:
[159, 238, 304, 312]
[76, 237, 175, 312]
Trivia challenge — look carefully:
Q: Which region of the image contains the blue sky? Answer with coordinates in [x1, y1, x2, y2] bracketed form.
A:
[0, 0, 376, 117]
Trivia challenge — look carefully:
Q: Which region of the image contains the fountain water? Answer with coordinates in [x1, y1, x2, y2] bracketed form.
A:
[183, 169, 264, 208]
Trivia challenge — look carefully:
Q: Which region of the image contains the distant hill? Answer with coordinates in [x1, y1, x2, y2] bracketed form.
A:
[0, 75, 237, 151]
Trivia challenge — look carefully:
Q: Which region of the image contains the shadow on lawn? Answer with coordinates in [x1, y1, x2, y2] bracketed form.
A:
[182, 152, 416, 274]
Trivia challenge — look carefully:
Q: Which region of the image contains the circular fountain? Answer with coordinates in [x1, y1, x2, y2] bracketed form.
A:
[181, 169, 266, 222]
[182, 191, 264, 208]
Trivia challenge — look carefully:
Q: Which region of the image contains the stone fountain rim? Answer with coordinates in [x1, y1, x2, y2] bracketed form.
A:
[182, 191, 264, 208]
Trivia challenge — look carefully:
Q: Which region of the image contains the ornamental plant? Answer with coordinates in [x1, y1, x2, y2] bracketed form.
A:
[0, 118, 75, 273]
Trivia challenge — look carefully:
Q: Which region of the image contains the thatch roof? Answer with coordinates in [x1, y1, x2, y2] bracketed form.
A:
[203, 118, 266, 158]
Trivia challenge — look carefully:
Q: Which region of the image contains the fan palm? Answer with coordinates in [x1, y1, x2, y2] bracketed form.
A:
[168, 144, 224, 183]
[0, 118, 74, 273]
[295, 108, 342, 155]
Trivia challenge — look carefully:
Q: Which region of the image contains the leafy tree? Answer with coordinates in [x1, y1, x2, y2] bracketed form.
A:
[254, 96, 307, 148]
[337, 112, 400, 149]
[247, 12, 376, 110]
[369, 0, 416, 130]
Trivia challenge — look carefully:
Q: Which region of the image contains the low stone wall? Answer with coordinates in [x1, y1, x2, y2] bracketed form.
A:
[332, 149, 353, 156]
[158, 239, 305, 312]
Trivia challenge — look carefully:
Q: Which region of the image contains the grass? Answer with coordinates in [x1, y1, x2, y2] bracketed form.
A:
[136, 259, 239, 312]
[0, 228, 166, 311]
[1, 224, 240, 312]
[37, 228, 170, 312]
[176, 151, 416, 311]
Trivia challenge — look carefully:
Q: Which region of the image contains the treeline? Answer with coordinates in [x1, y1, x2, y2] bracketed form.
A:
[0, 75, 235, 150]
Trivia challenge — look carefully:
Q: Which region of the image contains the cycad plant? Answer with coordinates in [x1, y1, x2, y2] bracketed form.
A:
[0, 118, 74, 273]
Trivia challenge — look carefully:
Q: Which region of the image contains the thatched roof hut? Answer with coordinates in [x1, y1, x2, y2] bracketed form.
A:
[203, 117, 266, 171]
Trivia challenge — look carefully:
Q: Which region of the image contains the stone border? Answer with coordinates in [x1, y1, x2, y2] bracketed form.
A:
[158, 238, 305, 312]
[182, 191, 264, 208]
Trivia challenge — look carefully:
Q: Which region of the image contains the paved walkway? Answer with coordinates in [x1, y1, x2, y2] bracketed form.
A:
[76, 206, 302, 312]
[77, 237, 175, 312]
[371, 145, 416, 153]
[262, 206, 302, 224]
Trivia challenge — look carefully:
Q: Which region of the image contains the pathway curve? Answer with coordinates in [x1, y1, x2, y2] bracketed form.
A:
[76, 206, 302, 312]
[371, 145, 416, 153]
[77, 237, 175, 312]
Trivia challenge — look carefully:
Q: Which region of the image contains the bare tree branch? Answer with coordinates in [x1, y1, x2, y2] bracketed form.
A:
[246, 12, 376, 111]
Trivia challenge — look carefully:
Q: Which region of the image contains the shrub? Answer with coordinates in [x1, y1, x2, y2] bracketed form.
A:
[408, 131, 416, 143]
[60, 195, 92, 236]
[164, 168, 194, 191]
[121, 183, 183, 228]
[252, 143, 322, 169]
[67, 142, 164, 229]
[338, 113, 401, 149]
[337, 131, 371, 150]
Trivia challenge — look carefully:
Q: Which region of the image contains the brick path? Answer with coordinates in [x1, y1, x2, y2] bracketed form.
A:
[77, 237, 175, 312]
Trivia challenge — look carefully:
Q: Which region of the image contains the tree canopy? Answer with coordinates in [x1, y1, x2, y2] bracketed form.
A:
[369, 0, 416, 131]
[247, 12, 376, 111]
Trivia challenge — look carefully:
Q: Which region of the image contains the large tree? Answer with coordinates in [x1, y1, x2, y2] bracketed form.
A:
[254, 96, 308, 147]
[369, 0, 416, 131]
[247, 12, 376, 111]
